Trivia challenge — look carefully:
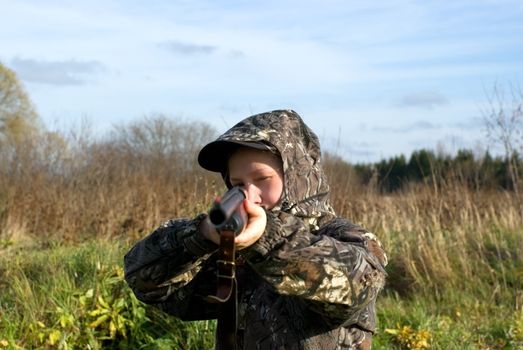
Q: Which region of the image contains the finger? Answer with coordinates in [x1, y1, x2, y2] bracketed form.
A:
[236, 223, 260, 244]
[235, 202, 266, 248]
[243, 198, 257, 215]
[243, 199, 265, 219]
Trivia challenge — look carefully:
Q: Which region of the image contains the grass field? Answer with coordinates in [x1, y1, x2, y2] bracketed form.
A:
[0, 122, 522, 348]
[1, 185, 522, 349]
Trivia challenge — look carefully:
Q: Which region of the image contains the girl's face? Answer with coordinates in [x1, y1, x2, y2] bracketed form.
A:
[228, 147, 284, 210]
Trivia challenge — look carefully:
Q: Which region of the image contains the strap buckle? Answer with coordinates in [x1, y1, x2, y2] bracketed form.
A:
[217, 259, 236, 279]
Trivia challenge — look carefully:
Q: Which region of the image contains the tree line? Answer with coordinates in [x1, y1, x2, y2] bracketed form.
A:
[350, 149, 522, 193]
[2, 60, 522, 196]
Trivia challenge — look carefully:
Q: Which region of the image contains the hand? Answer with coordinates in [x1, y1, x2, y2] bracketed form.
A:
[235, 199, 267, 250]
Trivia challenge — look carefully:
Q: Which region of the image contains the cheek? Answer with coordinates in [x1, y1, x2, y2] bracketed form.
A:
[263, 179, 284, 205]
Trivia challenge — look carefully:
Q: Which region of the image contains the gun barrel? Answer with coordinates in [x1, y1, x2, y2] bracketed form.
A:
[209, 187, 246, 230]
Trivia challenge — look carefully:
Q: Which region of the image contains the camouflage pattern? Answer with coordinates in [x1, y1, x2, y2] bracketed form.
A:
[200, 109, 336, 231]
[124, 110, 387, 349]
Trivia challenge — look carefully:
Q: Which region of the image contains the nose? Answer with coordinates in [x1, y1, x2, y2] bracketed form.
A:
[243, 183, 261, 204]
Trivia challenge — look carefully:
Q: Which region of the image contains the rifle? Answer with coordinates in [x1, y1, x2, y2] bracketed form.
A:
[206, 186, 246, 350]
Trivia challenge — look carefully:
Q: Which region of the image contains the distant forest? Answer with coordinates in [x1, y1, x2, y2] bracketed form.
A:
[345, 148, 522, 193]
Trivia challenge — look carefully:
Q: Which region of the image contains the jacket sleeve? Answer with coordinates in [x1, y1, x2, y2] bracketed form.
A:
[240, 211, 387, 330]
[123, 214, 220, 320]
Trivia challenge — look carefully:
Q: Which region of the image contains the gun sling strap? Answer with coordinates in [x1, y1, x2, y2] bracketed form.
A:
[207, 229, 238, 350]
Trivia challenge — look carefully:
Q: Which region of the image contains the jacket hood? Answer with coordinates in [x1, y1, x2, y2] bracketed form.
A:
[198, 109, 336, 228]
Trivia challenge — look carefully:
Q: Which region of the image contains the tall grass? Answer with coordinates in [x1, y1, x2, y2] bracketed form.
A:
[1, 116, 522, 348]
[0, 116, 220, 242]
[346, 186, 521, 296]
[0, 240, 215, 349]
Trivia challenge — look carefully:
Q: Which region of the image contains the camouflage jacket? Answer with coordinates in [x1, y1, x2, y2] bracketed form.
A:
[124, 110, 387, 349]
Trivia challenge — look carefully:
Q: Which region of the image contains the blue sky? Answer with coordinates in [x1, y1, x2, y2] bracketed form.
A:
[1, 0, 522, 163]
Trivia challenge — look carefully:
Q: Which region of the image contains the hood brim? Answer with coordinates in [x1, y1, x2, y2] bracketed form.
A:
[198, 140, 272, 173]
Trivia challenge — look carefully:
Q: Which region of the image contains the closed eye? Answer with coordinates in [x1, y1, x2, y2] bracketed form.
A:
[256, 176, 271, 181]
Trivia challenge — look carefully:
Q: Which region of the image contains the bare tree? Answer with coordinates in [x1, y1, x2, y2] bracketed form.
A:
[482, 82, 523, 195]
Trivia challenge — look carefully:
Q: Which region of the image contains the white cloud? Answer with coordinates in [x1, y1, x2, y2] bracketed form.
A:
[397, 92, 448, 109]
[373, 121, 442, 133]
[159, 40, 218, 55]
[11, 57, 104, 85]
